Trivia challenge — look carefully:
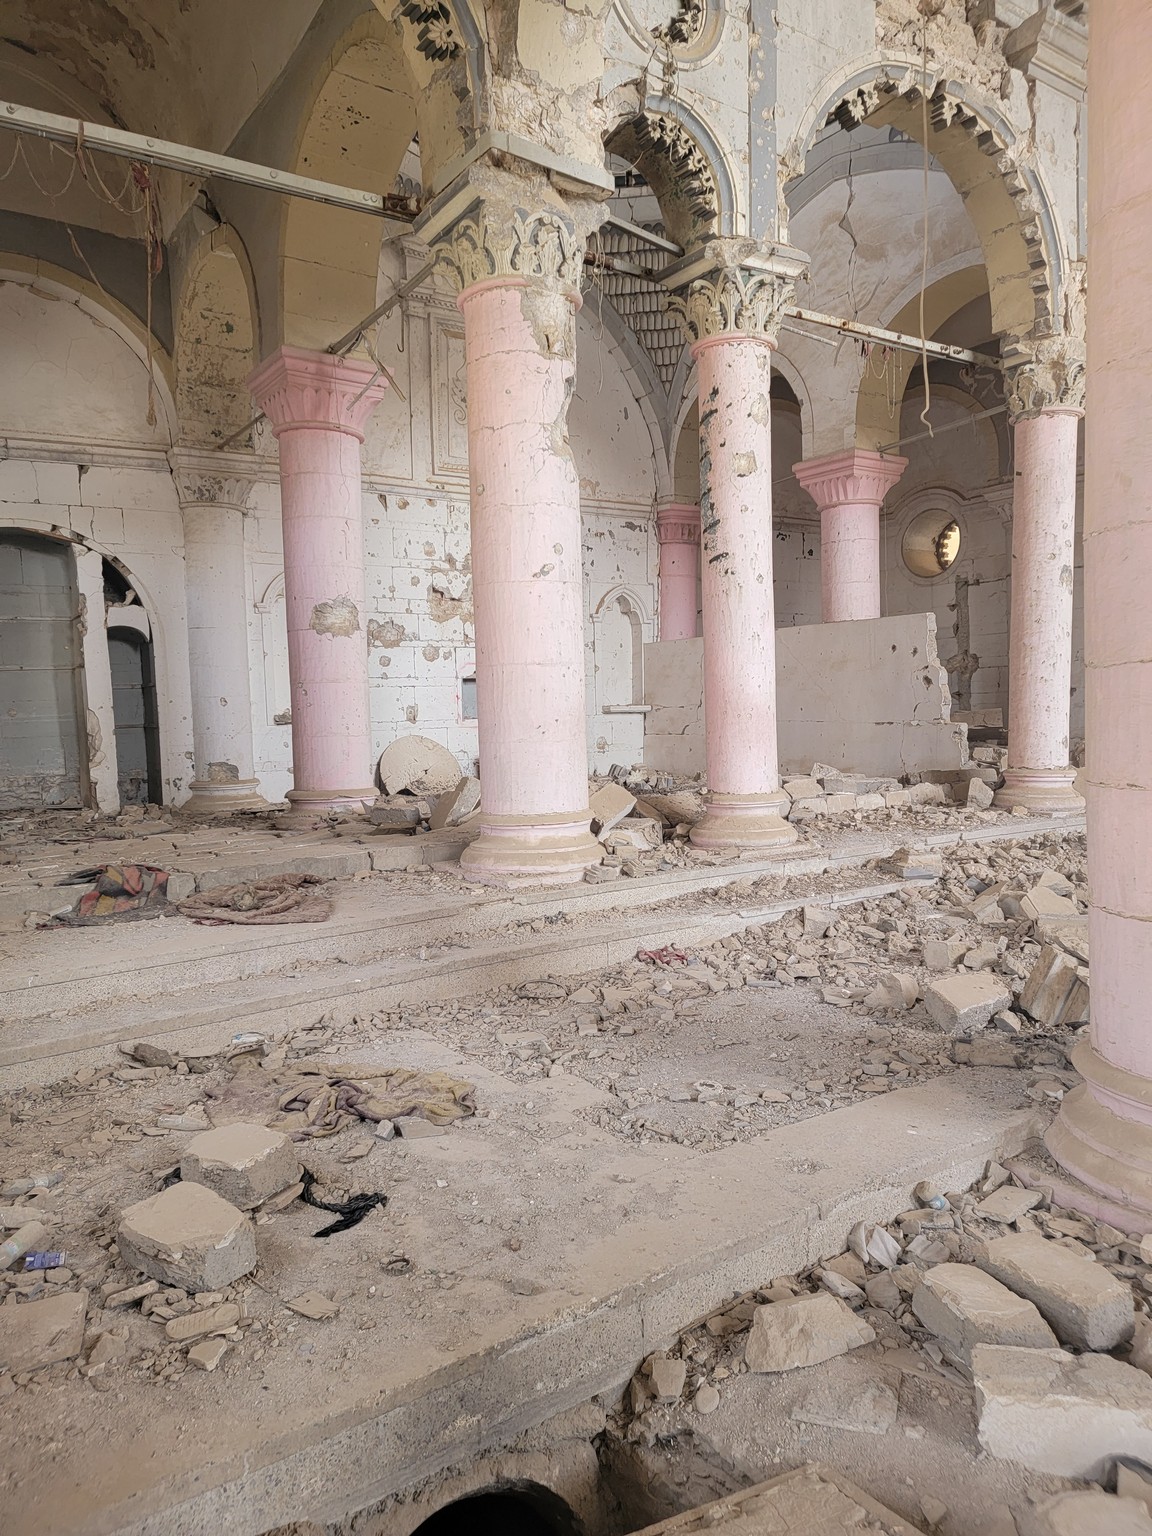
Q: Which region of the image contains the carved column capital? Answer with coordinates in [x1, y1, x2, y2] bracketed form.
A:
[655, 503, 701, 546]
[167, 448, 257, 511]
[792, 448, 908, 510]
[247, 346, 389, 441]
[430, 199, 586, 296]
[662, 240, 808, 348]
[1003, 333, 1086, 420]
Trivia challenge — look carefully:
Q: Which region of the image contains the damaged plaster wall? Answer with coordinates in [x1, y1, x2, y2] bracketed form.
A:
[644, 612, 968, 779]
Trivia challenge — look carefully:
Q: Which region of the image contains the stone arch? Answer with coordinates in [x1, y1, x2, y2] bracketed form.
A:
[174, 227, 258, 447]
[783, 60, 1065, 349]
[605, 98, 733, 250]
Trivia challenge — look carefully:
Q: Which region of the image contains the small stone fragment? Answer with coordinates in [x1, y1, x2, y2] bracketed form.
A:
[105, 1279, 159, 1308]
[589, 783, 636, 836]
[922, 938, 967, 972]
[646, 1353, 687, 1402]
[745, 1292, 874, 1373]
[165, 1303, 241, 1341]
[863, 971, 918, 1011]
[975, 1186, 1045, 1224]
[396, 1118, 444, 1139]
[187, 1337, 229, 1372]
[285, 1292, 339, 1320]
[694, 1382, 721, 1415]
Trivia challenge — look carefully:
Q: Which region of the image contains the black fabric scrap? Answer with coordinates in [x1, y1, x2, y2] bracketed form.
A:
[300, 1167, 388, 1237]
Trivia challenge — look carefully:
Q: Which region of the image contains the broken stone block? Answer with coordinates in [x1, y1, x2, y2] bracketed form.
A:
[623, 1466, 923, 1534]
[965, 777, 995, 810]
[884, 847, 943, 879]
[974, 1344, 1152, 1478]
[782, 777, 821, 800]
[744, 1292, 874, 1373]
[922, 937, 968, 971]
[187, 1338, 229, 1372]
[907, 781, 947, 805]
[429, 776, 481, 831]
[790, 1376, 898, 1435]
[962, 942, 1003, 971]
[1022, 885, 1080, 921]
[164, 1303, 241, 1342]
[640, 790, 704, 825]
[589, 783, 635, 836]
[378, 735, 462, 796]
[975, 1185, 1044, 1224]
[285, 1291, 339, 1320]
[181, 1124, 300, 1210]
[583, 863, 619, 883]
[977, 1232, 1134, 1350]
[118, 1182, 257, 1293]
[923, 972, 1013, 1034]
[1036, 918, 1089, 964]
[1021, 1490, 1152, 1536]
[864, 1272, 901, 1311]
[855, 793, 886, 811]
[0, 1288, 87, 1372]
[863, 971, 918, 1011]
[802, 905, 834, 939]
[645, 1353, 687, 1402]
[825, 792, 856, 814]
[1019, 945, 1091, 1028]
[884, 788, 911, 808]
[788, 796, 827, 821]
[911, 1262, 1057, 1366]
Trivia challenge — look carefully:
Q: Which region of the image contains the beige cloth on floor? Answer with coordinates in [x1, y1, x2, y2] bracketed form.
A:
[269, 1062, 476, 1138]
[178, 873, 332, 925]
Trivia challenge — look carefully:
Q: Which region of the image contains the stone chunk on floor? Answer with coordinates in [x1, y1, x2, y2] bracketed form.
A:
[744, 1291, 874, 1373]
[1021, 1490, 1152, 1536]
[923, 972, 1013, 1034]
[118, 1182, 257, 1292]
[974, 1344, 1152, 1478]
[789, 1375, 898, 1435]
[0, 1288, 87, 1373]
[1018, 945, 1091, 1028]
[911, 1262, 1056, 1366]
[181, 1123, 300, 1210]
[625, 1464, 923, 1533]
[977, 1231, 1134, 1350]
[589, 783, 636, 836]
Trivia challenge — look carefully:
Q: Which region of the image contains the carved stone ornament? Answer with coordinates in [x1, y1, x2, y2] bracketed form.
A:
[399, 1, 461, 62]
[434, 205, 584, 295]
[667, 266, 795, 345]
[168, 450, 256, 511]
[1004, 334, 1086, 419]
[652, 0, 706, 47]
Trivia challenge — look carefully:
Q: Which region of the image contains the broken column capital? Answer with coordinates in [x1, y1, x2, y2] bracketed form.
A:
[417, 165, 605, 300]
[1002, 333, 1086, 420]
[247, 346, 390, 443]
[167, 448, 257, 513]
[655, 503, 701, 546]
[661, 240, 808, 348]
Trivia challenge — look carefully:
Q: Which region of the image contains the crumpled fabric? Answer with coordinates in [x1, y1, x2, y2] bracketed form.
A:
[268, 1062, 476, 1139]
[177, 873, 332, 925]
[54, 863, 170, 925]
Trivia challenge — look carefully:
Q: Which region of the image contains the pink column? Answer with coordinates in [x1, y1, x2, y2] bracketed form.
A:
[1046, 0, 1152, 1225]
[792, 448, 907, 622]
[247, 346, 388, 815]
[994, 398, 1084, 813]
[435, 202, 600, 884]
[670, 263, 798, 851]
[656, 503, 701, 640]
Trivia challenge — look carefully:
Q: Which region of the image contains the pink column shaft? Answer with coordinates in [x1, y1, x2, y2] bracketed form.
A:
[792, 449, 907, 622]
[996, 409, 1082, 809]
[1045, 0, 1152, 1224]
[248, 347, 388, 814]
[656, 503, 701, 641]
[690, 334, 794, 850]
[456, 277, 598, 882]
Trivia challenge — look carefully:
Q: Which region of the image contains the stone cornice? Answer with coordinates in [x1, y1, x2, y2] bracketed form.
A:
[247, 346, 390, 441]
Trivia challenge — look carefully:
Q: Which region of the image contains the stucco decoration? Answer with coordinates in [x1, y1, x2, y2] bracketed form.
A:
[434, 206, 584, 294]
[667, 266, 794, 345]
[399, 0, 461, 60]
[1002, 334, 1086, 420]
[606, 112, 720, 249]
[652, 0, 706, 46]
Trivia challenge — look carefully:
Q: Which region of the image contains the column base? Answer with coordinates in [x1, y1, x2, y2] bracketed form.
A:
[993, 767, 1084, 815]
[459, 811, 601, 888]
[1045, 1040, 1152, 1226]
[284, 786, 376, 818]
[182, 779, 271, 816]
[689, 792, 798, 852]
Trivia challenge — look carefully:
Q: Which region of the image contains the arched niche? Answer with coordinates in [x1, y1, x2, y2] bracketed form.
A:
[175, 229, 258, 447]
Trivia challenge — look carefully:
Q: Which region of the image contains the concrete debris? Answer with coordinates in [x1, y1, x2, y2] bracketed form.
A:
[117, 1182, 257, 1293]
[589, 783, 637, 836]
[105, 1279, 159, 1308]
[911, 1262, 1057, 1366]
[693, 1382, 720, 1415]
[429, 776, 482, 830]
[977, 1232, 1134, 1350]
[848, 1221, 902, 1269]
[965, 778, 995, 810]
[862, 970, 918, 1011]
[789, 1375, 899, 1435]
[377, 735, 462, 797]
[181, 1124, 301, 1210]
[923, 971, 1013, 1034]
[1019, 945, 1090, 1028]
[974, 1344, 1152, 1478]
[883, 848, 944, 880]
[0, 1288, 87, 1372]
[922, 938, 968, 971]
[744, 1292, 874, 1373]
[1021, 885, 1080, 921]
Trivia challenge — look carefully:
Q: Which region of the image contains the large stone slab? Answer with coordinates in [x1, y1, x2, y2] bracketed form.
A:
[0, 1288, 88, 1372]
[628, 1464, 923, 1534]
[977, 1232, 1133, 1350]
[744, 1291, 874, 1373]
[974, 1345, 1152, 1478]
[911, 1262, 1056, 1366]
[181, 1123, 300, 1210]
[923, 972, 1013, 1034]
[1020, 1490, 1152, 1536]
[118, 1182, 256, 1292]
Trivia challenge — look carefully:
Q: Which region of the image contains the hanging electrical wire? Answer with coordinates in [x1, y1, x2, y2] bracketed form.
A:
[917, 9, 934, 436]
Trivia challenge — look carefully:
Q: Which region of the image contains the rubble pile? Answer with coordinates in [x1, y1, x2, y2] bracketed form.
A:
[621, 1157, 1152, 1530]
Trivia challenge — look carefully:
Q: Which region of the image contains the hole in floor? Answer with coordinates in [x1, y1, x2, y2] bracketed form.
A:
[411, 1484, 581, 1536]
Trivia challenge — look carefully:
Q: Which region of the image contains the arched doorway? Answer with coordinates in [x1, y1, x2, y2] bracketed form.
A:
[410, 1483, 581, 1536]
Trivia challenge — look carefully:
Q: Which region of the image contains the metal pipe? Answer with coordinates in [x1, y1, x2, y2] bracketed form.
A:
[0, 98, 413, 220]
[326, 261, 436, 355]
[602, 214, 683, 255]
[785, 304, 984, 364]
[877, 403, 1007, 454]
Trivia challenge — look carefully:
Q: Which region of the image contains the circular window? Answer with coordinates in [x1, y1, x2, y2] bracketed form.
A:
[902, 510, 961, 578]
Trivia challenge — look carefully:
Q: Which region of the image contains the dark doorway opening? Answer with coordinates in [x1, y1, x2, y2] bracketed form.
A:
[108, 626, 161, 805]
[411, 1483, 580, 1536]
